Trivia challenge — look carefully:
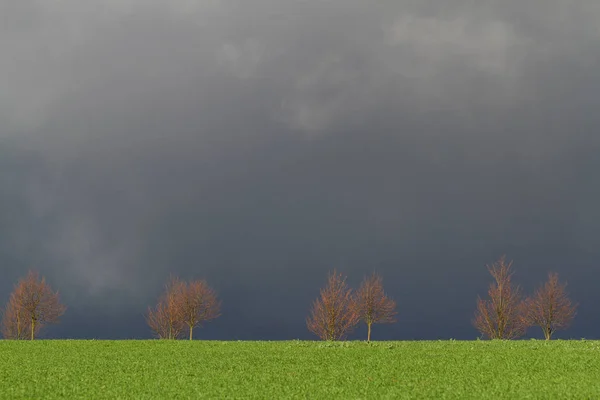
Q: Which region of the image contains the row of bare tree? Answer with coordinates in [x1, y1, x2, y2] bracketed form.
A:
[473, 256, 577, 340]
[0, 259, 578, 341]
[0, 271, 222, 340]
[306, 271, 397, 342]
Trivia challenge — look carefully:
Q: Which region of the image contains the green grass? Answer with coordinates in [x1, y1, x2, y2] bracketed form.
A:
[1, 340, 600, 399]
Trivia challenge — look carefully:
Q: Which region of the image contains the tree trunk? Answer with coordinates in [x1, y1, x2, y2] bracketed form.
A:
[31, 318, 35, 341]
[16, 312, 21, 340]
[189, 325, 193, 341]
[367, 323, 372, 342]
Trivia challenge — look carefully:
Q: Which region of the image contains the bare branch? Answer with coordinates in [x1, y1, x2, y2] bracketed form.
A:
[3, 271, 66, 340]
[523, 272, 577, 340]
[1, 292, 36, 340]
[306, 270, 359, 341]
[353, 272, 397, 342]
[179, 280, 221, 340]
[146, 276, 186, 339]
[473, 256, 527, 339]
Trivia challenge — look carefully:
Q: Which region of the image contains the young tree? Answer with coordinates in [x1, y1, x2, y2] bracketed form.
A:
[1, 292, 35, 340]
[146, 277, 186, 339]
[179, 280, 221, 340]
[306, 270, 359, 341]
[353, 273, 397, 342]
[473, 256, 526, 339]
[8, 271, 66, 340]
[523, 272, 577, 340]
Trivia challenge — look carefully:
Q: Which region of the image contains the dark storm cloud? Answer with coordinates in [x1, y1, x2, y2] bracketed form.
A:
[1, 0, 600, 339]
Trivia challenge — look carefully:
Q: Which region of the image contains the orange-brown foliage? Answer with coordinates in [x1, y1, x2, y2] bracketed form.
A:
[523, 272, 577, 340]
[353, 273, 397, 342]
[473, 256, 527, 339]
[179, 280, 221, 340]
[3, 271, 66, 340]
[306, 270, 359, 341]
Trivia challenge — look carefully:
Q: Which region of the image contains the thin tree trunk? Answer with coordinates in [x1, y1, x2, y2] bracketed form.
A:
[189, 326, 193, 341]
[16, 312, 21, 340]
[31, 318, 35, 341]
[367, 323, 372, 342]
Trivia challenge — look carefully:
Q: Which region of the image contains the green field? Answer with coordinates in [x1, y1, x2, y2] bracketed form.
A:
[1, 340, 600, 399]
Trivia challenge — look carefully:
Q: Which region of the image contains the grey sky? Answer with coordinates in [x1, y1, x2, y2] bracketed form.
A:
[1, 0, 599, 339]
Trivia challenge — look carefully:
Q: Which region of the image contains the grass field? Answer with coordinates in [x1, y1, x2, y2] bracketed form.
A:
[1, 340, 600, 399]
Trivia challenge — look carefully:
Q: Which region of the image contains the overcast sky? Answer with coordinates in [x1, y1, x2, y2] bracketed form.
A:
[1, 0, 599, 340]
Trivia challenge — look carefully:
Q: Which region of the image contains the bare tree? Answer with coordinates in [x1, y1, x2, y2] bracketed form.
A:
[473, 256, 526, 339]
[306, 270, 359, 341]
[179, 280, 221, 340]
[1, 292, 35, 340]
[146, 276, 186, 339]
[523, 272, 577, 340]
[8, 271, 66, 340]
[353, 272, 397, 342]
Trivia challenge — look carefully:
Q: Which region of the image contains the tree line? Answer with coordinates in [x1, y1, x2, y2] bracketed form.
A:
[0, 256, 576, 341]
